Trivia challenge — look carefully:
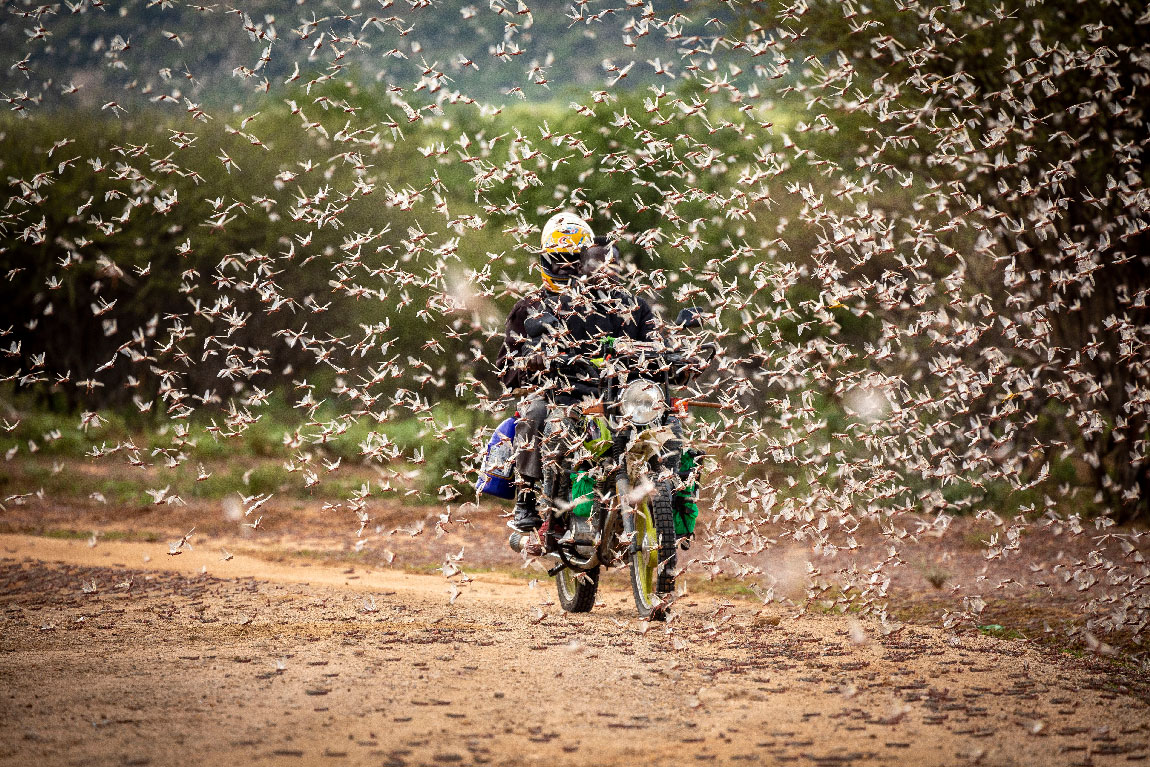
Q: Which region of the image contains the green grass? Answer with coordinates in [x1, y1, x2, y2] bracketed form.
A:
[962, 529, 994, 549]
[686, 577, 759, 600]
[1, 394, 490, 503]
[14, 463, 144, 505]
[4, 455, 390, 504]
[39, 528, 94, 540]
[2, 394, 482, 460]
[978, 623, 1027, 640]
[919, 562, 953, 590]
[4, 526, 164, 543]
[2, 396, 1116, 522]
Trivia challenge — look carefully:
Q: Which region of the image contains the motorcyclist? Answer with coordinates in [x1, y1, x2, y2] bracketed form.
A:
[496, 212, 700, 539]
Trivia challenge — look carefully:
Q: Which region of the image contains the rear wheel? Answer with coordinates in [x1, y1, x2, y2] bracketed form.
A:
[556, 565, 599, 612]
[629, 481, 677, 620]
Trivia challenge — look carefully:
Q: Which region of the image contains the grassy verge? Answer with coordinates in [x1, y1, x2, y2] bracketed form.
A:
[0, 524, 166, 543]
[1, 454, 419, 505]
[1, 396, 481, 498]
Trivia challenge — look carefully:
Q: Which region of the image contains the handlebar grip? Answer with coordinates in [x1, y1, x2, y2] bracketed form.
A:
[551, 354, 598, 377]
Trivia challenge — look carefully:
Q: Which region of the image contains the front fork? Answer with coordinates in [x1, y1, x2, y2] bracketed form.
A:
[653, 415, 700, 545]
[617, 473, 638, 554]
[614, 416, 683, 553]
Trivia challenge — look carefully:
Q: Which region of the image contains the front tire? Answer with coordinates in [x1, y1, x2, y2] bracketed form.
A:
[629, 481, 677, 620]
[556, 565, 599, 612]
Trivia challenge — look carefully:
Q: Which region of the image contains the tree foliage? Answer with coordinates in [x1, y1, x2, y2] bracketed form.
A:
[735, 0, 1150, 522]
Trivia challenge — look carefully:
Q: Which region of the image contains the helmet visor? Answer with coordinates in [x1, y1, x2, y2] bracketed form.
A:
[540, 250, 581, 279]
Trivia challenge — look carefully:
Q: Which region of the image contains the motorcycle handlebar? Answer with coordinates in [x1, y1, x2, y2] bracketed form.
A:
[534, 339, 719, 382]
[549, 353, 599, 378]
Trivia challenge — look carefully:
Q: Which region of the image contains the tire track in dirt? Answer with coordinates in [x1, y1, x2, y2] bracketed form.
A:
[1, 534, 1147, 767]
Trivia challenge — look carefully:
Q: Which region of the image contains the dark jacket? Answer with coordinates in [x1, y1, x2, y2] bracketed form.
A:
[496, 285, 657, 391]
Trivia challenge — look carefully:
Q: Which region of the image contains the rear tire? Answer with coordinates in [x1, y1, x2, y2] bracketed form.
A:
[556, 565, 599, 612]
[629, 481, 677, 620]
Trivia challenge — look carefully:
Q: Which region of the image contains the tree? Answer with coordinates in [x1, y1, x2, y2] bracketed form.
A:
[740, 0, 1150, 521]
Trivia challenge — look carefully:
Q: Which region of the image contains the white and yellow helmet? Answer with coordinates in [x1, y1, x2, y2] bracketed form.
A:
[541, 212, 594, 254]
[539, 212, 594, 290]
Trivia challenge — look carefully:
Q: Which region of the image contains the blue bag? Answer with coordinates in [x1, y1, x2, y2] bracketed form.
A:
[476, 416, 517, 500]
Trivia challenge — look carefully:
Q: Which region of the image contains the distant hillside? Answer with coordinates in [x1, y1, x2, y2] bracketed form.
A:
[3, 0, 750, 112]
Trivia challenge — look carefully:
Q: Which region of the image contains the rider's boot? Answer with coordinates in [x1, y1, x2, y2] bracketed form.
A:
[508, 485, 542, 532]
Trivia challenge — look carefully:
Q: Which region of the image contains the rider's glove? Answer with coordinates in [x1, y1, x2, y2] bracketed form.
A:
[525, 351, 547, 372]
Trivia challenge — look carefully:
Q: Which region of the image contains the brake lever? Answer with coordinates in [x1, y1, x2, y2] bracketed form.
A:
[555, 353, 599, 378]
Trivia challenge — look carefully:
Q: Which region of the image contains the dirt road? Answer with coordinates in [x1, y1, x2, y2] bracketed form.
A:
[2, 533, 1147, 767]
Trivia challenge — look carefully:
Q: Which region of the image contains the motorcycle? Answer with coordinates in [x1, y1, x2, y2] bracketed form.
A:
[508, 308, 716, 620]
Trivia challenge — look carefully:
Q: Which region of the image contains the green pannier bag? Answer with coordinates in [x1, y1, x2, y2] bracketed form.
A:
[570, 470, 595, 517]
[674, 451, 700, 536]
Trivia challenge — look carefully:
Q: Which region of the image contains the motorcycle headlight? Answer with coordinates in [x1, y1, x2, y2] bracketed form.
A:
[619, 380, 665, 425]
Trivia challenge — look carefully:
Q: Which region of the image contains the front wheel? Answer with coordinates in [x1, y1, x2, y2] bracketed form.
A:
[556, 565, 599, 612]
[629, 481, 677, 620]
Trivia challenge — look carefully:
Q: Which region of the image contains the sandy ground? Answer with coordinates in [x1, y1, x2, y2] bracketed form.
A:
[2, 533, 1149, 767]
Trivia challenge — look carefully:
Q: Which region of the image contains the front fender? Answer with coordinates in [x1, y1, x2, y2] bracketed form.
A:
[624, 425, 675, 482]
